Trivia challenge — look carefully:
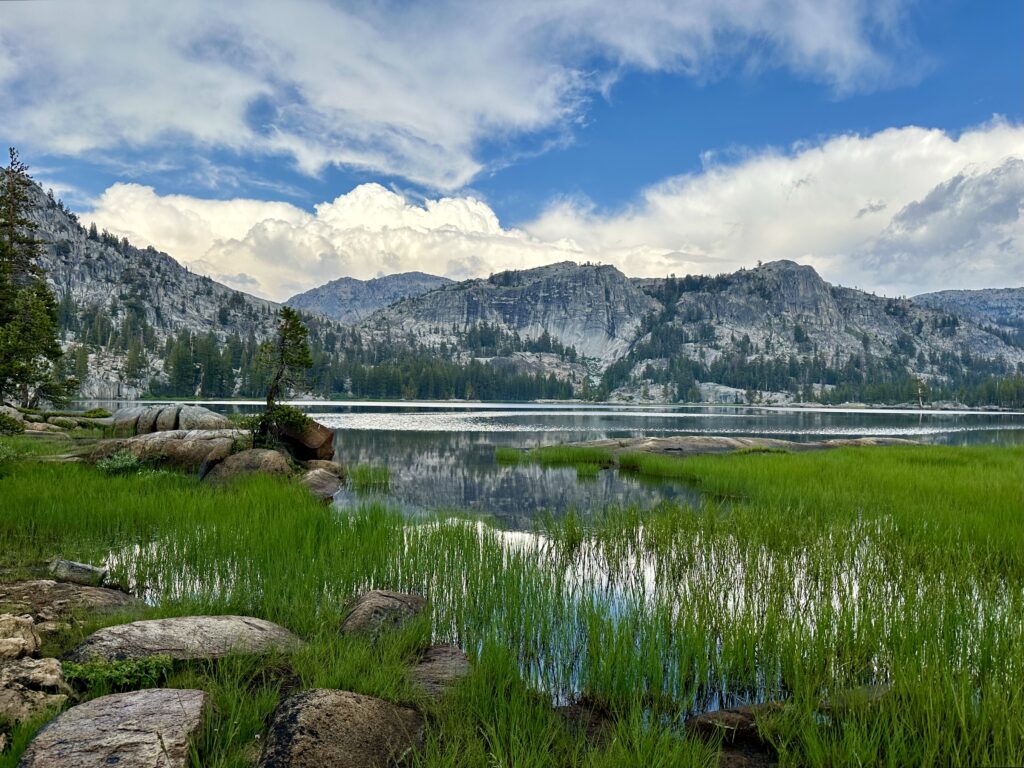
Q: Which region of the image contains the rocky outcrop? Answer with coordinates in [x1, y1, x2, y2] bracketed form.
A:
[304, 459, 346, 478]
[257, 689, 424, 768]
[90, 429, 245, 472]
[409, 645, 470, 699]
[281, 419, 335, 461]
[203, 448, 292, 484]
[0, 614, 39, 660]
[365, 262, 661, 364]
[0, 657, 71, 723]
[18, 688, 208, 768]
[0, 405, 23, 423]
[300, 468, 342, 501]
[572, 435, 918, 456]
[340, 591, 426, 637]
[65, 615, 304, 662]
[48, 559, 108, 587]
[0, 580, 142, 624]
[287, 271, 452, 324]
[111, 404, 231, 436]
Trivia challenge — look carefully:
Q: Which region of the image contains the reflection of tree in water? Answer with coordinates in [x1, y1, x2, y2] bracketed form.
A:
[332, 429, 696, 530]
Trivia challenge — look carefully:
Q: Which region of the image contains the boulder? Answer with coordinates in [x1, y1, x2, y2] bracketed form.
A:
[18, 688, 207, 768]
[281, 419, 335, 461]
[203, 448, 292, 484]
[409, 645, 470, 699]
[178, 404, 231, 431]
[23, 421, 63, 433]
[300, 468, 341, 501]
[340, 590, 426, 637]
[65, 615, 304, 662]
[0, 405, 23, 422]
[0, 580, 142, 624]
[111, 406, 147, 437]
[686, 703, 781, 747]
[555, 701, 614, 747]
[135, 405, 162, 434]
[90, 429, 245, 473]
[258, 689, 424, 768]
[0, 613, 39, 660]
[45, 416, 78, 430]
[49, 559, 108, 587]
[305, 459, 346, 479]
[155, 405, 180, 432]
[0, 657, 71, 723]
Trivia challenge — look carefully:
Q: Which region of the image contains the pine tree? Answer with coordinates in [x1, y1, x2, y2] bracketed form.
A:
[0, 149, 76, 406]
[255, 307, 312, 446]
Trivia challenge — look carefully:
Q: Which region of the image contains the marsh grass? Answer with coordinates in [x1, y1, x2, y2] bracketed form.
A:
[0, 441, 1022, 765]
[348, 463, 391, 494]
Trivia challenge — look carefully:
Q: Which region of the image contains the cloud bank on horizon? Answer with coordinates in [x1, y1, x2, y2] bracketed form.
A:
[84, 122, 1024, 301]
[2, 0, 1021, 300]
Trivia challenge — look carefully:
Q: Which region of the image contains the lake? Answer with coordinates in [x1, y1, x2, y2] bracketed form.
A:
[91, 400, 1024, 529]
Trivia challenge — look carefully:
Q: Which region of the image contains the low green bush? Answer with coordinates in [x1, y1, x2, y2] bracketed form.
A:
[95, 450, 142, 475]
[63, 655, 173, 694]
[82, 408, 113, 419]
[0, 413, 25, 436]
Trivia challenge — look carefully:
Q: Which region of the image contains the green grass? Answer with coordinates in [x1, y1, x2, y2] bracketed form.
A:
[348, 463, 391, 494]
[1, 444, 1023, 765]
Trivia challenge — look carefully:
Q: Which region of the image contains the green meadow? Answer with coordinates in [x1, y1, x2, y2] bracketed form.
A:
[1, 435, 1023, 766]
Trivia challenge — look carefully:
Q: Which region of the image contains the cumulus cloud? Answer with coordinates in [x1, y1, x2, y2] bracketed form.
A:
[81, 122, 1024, 301]
[1, 0, 922, 189]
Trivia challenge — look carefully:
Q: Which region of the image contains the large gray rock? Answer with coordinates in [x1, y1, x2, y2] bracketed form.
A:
[48, 559, 108, 587]
[300, 468, 341, 501]
[257, 689, 424, 768]
[0, 580, 142, 624]
[135, 405, 162, 434]
[112, 406, 147, 437]
[280, 418, 335, 461]
[409, 645, 470, 699]
[89, 429, 245, 472]
[340, 590, 426, 637]
[0, 613, 39, 660]
[65, 615, 304, 662]
[0, 405, 24, 422]
[0, 657, 71, 723]
[203, 449, 292, 484]
[18, 688, 207, 768]
[155, 405, 179, 432]
[177, 404, 231, 431]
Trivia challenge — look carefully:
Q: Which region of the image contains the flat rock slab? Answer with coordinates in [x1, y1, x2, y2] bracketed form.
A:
[18, 688, 207, 768]
[574, 435, 918, 456]
[65, 615, 304, 662]
[258, 689, 424, 768]
[0, 580, 141, 623]
[49, 558, 108, 587]
[409, 645, 470, 699]
[90, 429, 245, 472]
[340, 590, 426, 637]
[0, 657, 71, 723]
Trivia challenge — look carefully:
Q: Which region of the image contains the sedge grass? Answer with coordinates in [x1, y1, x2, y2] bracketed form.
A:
[0, 443, 1022, 765]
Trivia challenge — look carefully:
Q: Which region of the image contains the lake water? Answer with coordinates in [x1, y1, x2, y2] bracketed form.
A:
[93, 400, 1024, 529]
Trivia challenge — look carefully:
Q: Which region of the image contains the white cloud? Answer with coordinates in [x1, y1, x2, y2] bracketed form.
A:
[1, 0, 920, 189]
[82, 122, 1024, 301]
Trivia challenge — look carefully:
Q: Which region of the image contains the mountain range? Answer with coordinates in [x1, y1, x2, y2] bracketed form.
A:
[21, 176, 1024, 405]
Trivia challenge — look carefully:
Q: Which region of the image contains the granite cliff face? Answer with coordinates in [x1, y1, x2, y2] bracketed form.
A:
[286, 272, 452, 323]
[364, 262, 661, 364]
[914, 288, 1024, 331]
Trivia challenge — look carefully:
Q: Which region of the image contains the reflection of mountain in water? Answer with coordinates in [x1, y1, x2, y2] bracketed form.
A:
[333, 430, 695, 529]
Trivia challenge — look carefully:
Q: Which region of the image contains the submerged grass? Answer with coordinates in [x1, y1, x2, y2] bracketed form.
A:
[348, 463, 391, 494]
[1, 437, 1023, 765]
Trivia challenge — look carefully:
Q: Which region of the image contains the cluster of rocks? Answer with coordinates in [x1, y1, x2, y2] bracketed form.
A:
[0, 405, 109, 439]
[0, 581, 470, 767]
[89, 405, 344, 501]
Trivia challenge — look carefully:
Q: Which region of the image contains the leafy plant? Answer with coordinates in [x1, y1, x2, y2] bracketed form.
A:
[95, 450, 141, 475]
[63, 655, 172, 693]
[0, 413, 24, 436]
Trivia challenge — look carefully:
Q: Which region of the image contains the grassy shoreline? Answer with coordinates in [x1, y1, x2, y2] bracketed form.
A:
[1, 436, 1023, 765]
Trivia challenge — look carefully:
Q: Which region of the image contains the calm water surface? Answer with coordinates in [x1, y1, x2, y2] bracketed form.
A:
[91, 401, 1024, 529]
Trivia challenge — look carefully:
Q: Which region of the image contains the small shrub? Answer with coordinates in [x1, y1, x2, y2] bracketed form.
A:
[82, 408, 112, 418]
[0, 413, 24, 436]
[96, 450, 141, 475]
[63, 655, 173, 693]
[0, 442, 19, 464]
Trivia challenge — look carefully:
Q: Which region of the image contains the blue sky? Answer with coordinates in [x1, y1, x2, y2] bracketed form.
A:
[1, 0, 1022, 299]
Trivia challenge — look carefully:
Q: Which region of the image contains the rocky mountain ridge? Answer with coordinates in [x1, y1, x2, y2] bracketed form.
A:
[914, 288, 1024, 331]
[286, 272, 452, 324]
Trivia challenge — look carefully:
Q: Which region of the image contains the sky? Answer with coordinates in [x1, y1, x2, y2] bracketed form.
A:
[1, 0, 1022, 301]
